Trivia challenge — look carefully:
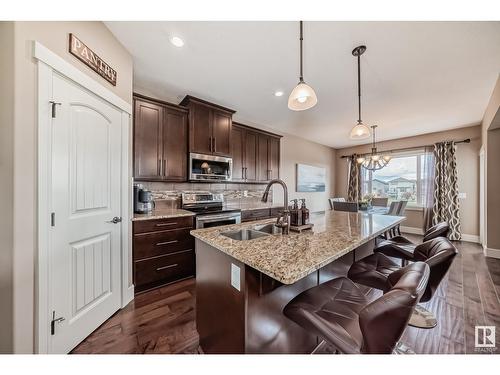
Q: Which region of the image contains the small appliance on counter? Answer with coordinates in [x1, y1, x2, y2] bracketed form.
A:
[289, 198, 313, 232]
[134, 184, 155, 214]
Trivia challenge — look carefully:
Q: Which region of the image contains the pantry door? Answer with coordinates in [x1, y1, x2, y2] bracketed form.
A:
[48, 71, 123, 353]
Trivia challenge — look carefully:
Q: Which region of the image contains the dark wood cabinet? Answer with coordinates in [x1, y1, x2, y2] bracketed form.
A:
[133, 216, 195, 293]
[180, 95, 235, 157]
[134, 94, 188, 182]
[232, 122, 280, 183]
[231, 123, 259, 182]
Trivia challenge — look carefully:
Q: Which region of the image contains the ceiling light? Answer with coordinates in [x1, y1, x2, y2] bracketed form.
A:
[288, 21, 317, 111]
[349, 45, 371, 140]
[170, 36, 184, 47]
[356, 125, 392, 171]
[274, 90, 284, 97]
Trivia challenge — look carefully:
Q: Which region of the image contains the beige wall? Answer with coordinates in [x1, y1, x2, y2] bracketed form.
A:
[0, 21, 15, 353]
[335, 125, 482, 236]
[274, 133, 336, 213]
[11, 21, 132, 353]
[482, 75, 500, 251]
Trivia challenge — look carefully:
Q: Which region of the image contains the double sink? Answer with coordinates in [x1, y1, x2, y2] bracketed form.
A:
[221, 223, 282, 241]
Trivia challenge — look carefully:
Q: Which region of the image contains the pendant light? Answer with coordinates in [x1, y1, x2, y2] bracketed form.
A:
[288, 21, 318, 111]
[356, 125, 392, 170]
[349, 45, 371, 140]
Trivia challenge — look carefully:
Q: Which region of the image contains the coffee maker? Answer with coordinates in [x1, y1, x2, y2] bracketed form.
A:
[134, 184, 155, 214]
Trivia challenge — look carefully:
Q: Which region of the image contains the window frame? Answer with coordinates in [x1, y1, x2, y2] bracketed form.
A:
[360, 149, 427, 208]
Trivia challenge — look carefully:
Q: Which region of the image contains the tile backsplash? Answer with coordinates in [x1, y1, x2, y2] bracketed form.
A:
[136, 181, 273, 209]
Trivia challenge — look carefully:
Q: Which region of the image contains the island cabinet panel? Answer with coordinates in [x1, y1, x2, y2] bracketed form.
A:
[180, 95, 236, 158]
[133, 94, 188, 182]
[133, 216, 195, 293]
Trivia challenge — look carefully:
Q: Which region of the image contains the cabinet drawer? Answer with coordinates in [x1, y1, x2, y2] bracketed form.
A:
[241, 208, 271, 222]
[134, 250, 195, 292]
[133, 216, 193, 234]
[133, 228, 194, 261]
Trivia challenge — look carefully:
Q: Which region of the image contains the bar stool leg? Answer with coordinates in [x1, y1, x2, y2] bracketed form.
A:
[408, 305, 437, 329]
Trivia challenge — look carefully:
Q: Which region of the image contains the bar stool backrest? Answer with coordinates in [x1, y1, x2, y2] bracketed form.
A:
[359, 261, 429, 354]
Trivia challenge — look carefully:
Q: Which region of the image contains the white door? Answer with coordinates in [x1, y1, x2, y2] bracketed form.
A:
[49, 72, 122, 353]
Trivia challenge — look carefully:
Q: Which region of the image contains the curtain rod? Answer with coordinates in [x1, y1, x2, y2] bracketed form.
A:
[339, 138, 470, 159]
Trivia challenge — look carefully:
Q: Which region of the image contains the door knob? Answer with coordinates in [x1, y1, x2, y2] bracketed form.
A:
[106, 217, 122, 224]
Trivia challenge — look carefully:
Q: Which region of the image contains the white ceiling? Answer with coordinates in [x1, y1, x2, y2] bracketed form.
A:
[105, 21, 500, 148]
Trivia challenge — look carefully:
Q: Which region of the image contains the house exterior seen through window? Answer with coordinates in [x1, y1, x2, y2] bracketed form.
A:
[361, 150, 429, 208]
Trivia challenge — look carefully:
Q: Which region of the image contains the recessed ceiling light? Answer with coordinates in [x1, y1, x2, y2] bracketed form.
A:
[170, 36, 184, 47]
[274, 91, 284, 97]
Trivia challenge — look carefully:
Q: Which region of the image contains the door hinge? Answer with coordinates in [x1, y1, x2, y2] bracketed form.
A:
[49, 101, 62, 118]
[50, 311, 65, 335]
[51, 212, 56, 227]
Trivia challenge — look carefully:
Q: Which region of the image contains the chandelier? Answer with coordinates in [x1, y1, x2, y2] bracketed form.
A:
[356, 125, 391, 170]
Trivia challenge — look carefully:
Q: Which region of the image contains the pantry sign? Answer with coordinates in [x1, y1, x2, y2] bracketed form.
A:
[69, 33, 117, 86]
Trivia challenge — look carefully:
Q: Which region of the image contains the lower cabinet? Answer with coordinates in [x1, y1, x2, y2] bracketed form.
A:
[133, 216, 195, 293]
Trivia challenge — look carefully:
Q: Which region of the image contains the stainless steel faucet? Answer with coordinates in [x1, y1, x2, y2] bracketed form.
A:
[261, 179, 290, 235]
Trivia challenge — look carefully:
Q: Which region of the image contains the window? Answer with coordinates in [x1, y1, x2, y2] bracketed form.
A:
[361, 150, 431, 208]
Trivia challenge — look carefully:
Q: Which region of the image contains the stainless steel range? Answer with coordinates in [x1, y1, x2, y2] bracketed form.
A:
[181, 192, 241, 229]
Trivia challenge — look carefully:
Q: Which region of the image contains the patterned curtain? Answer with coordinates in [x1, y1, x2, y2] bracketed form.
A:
[432, 141, 461, 240]
[347, 155, 361, 202]
[422, 147, 435, 231]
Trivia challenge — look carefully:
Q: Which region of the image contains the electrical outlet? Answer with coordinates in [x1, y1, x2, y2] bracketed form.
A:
[231, 263, 241, 291]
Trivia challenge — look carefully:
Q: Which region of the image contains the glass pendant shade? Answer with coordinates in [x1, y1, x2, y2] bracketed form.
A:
[288, 81, 318, 111]
[350, 122, 371, 139]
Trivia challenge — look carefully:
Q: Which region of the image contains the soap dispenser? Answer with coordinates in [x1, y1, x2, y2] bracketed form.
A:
[300, 198, 310, 225]
[290, 199, 302, 226]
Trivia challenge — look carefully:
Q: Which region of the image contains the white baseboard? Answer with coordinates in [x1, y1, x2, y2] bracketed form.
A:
[400, 226, 424, 235]
[485, 247, 500, 259]
[400, 227, 480, 244]
[460, 234, 480, 243]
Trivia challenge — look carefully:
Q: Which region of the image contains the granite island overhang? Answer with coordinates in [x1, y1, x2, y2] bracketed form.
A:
[191, 210, 405, 354]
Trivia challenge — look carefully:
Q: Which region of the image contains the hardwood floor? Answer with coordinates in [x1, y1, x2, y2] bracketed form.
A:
[72, 237, 500, 354]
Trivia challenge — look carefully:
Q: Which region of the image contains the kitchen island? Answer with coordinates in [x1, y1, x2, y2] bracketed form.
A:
[191, 210, 405, 354]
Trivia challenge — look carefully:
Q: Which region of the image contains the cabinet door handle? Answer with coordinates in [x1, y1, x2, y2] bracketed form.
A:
[156, 240, 178, 246]
[242, 167, 245, 179]
[213, 137, 216, 153]
[209, 137, 212, 152]
[156, 264, 178, 272]
[156, 222, 177, 227]
[245, 167, 248, 180]
[163, 159, 166, 176]
[158, 159, 162, 176]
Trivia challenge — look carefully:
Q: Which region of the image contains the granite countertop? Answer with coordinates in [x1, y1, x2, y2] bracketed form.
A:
[132, 208, 195, 221]
[191, 211, 405, 284]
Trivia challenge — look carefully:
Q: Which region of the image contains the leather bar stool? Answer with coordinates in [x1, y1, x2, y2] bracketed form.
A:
[283, 262, 429, 354]
[348, 237, 458, 329]
[375, 221, 450, 262]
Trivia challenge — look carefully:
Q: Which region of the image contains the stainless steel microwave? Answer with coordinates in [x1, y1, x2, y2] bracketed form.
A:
[189, 153, 233, 181]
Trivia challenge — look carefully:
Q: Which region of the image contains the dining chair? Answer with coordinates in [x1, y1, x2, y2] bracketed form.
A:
[393, 201, 408, 236]
[328, 197, 346, 210]
[386, 201, 399, 215]
[371, 197, 388, 207]
[332, 201, 358, 212]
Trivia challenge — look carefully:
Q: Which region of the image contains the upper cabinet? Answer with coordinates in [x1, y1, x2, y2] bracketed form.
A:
[180, 95, 235, 157]
[232, 122, 281, 183]
[134, 94, 188, 181]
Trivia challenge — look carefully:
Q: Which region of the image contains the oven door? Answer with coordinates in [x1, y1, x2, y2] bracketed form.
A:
[196, 212, 242, 229]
